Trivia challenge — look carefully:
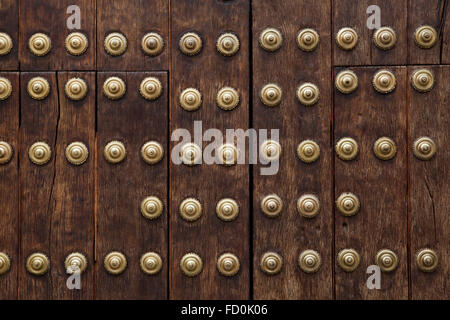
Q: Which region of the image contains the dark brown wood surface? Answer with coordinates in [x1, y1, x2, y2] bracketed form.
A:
[0, 0, 18, 70]
[442, 2, 450, 64]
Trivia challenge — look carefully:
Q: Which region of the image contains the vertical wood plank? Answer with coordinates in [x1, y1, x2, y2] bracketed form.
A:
[442, 2, 450, 64]
[0, 0, 18, 70]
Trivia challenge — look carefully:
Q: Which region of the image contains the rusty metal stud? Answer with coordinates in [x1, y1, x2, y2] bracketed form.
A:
[65, 32, 88, 56]
[141, 141, 164, 165]
[335, 70, 358, 94]
[261, 194, 283, 218]
[140, 196, 163, 220]
[139, 77, 162, 101]
[373, 27, 397, 50]
[260, 252, 283, 275]
[217, 87, 239, 110]
[140, 252, 163, 275]
[414, 25, 437, 49]
[336, 192, 360, 217]
[0, 77, 12, 101]
[297, 140, 320, 163]
[0, 141, 13, 165]
[180, 198, 202, 222]
[217, 253, 240, 277]
[297, 194, 320, 218]
[373, 137, 397, 160]
[336, 27, 358, 50]
[259, 28, 283, 52]
[335, 137, 359, 161]
[216, 198, 239, 222]
[416, 248, 438, 272]
[104, 251, 127, 275]
[298, 250, 321, 273]
[260, 83, 282, 107]
[216, 33, 240, 56]
[297, 28, 319, 52]
[373, 70, 396, 94]
[27, 77, 50, 100]
[375, 249, 398, 273]
[141, 32, 164, 56]
[65, 78, 88, 101]
[28, 142, 51, 165]
[104, 32, 127, 56]
[217, 143, 238, 166]
[180, 253, 203, 277]
[29, 33, 51, 56]
[179, 88, 202, 111]
[337, 249, 360, 272]
[103, 76, 126, 100]
[104, 141, 126, 164]
[297, 83, 320, 106]
[413, 137, 436, 160]
[411, 69, 434, 93]
[26, 253, 50, 276]
[65, 142, 89, 165]
[179, 32, 202, 56]
[65, 252, 88, 274]
[179, 143, 202, 166]
[0, 32, 13, 56]
[0, 252, 11, 275]
[260, 140, 281, 162]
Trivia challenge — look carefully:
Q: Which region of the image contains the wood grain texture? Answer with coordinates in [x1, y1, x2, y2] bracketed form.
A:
[334, 67, 408, 299]
[252, 0, 332, 300]
[96, 72, 168, 300]
[333, 0, 407, 66]
[170, 0, 250, 299]
[19, 0, 95, 70]
[408, 66, 449, 299]
[0, 72, 18, 299]
[97, 0, 168, 70]
[0, 0, 18, 70]
[442, 1, 450, 63]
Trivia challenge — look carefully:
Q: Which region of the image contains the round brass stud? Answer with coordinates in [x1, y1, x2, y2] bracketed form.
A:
[217, 143, 238, 166]
[0, 77, 12, 101]
[104, 141, 126, 164]
[338, 249, 360, 272]
[261, 194, 283, 218]
[0, 32, 13, 56]
[414, 25, 437, 49]
[28, 33, 51, 56]
[336, 27, 358, 50]
[373, 137, 397, 160]
[27, 77, 50, 100]
[179, 32, 202, 56]
[0, 141, 13, 165]
[104, 32, 127, 56]
[411, 69, 434, 93]
[217, 87, 239, 110]
[298, 250, 321, 273]
[217, 253, 240, 277]
[180, 253, 203, 277]
[104, 251, 127, 275]
[259, 28, 283, 52]
[336, 192, 360, 217]
[180, 198, 202, 222]
[28, 142, 51, 165]
[26, 253, 50, 276]
[216, 198, 239, 222]
[416, 248, 438, 272]
[141, 32, 164, 56]
[297, 28, 320, 52]
[297, 194, 320, 218]
[180, 88, 202, 111]
[216, 33, 240, 56]
[65, 141, 89, 165]
[65, 252, 88, 274]
[373, 70, 396, 94]
[373, 27, 397, 50]
[260, 83, 282, 107]
[65, 32, 88, 56]
[297, 83, 320, 106]
[179, 143, 202, 166]
[65, 78, 88, 101]
[260, 252, 283, 275]
[141, 141, 164, 165]
[0, 252, 11, 275]
[139, 77, 162, 101]
[260, 140, 281, 162]
[140, 252, 163, 275]
[140, 196, 164, 220]
[413, 137, 436, 160]
[335, 70, 358, 94]
[335, 137, 359, 161]
[297, 140, 320, 163]
[103, 76, 126, 100]
[375, 249, 398, 273]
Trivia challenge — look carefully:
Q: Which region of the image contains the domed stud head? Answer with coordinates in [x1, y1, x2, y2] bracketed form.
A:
[139, 77, 162, 101]
[179, 88, 202, 111]
[298, 250, 321, 273]
[28, 33, 51, 56]
[65, 32, 88, 56]
[259, 28, 283, 52]
[0, 141, 13, 165]
[140, 252, 163, 275]
[179, 143, 202, 166]
[297, 83, 320, 106]
[259, 140, 281, 163]
[413, 137, 436, 160]
[373, 137, 397, 160]
[336, 27, 358, 50]
[0, 77, 12, 101]
[416, 248, 438, 272]
[216, 198, 239, 222]
[337, 249, 360, 272]
[297, 28, 320, 52]
[414, 25, 437, 49]
[373, 27, 397, 50]
[216, 33, 240, 56]
[297, 194, 320, 218]
[104, 32, 127, 56]
[104, 141, 126, 164]
[65, 141, 89, 165]
[217, 87, 239, 110]
[260, 83, 282, 107]
[217, 253, 240, 277]
[180, 253, 203, 277]
[26, 252, 50, 276]
[217, 143, 238, 166]
[141, 32, 164, 56]
[64, 78, 88, 101]
[28, 142, 51, 165]
[261, 194, 283, 218]
[373, 70, 396, 94]
[375, 249, 399, 273]
[64, 252, 88, 274]
[104, 251, 127, 275]
[411, 69, 434, 93]
[335, 137, 359, 161]
[103, 76, 126, 100]
[140, 196, 164, 220]
[27, 77, 50, 100]
[297, 140, 320, 163]
[0, 252, 11, 275]
[141, 141, 164, 165]
[336, 192, 360, 217]
[179, 32, 202, 56]
[335, 70, 358, 94]
[260, 252, 283, 275]
[0, 32, 13, 56]
[179, 198, 202, 222]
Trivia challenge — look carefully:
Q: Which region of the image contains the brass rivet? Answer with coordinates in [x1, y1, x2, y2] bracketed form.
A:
[414, 25, 437, 49]
[261, 194, 283, 218]
[260, 140, 281, 162]
[335, 137, 359, 161]
[0, 32, 13, 56]
[373, 27, 397, 50]
[180, 253, 203, 277]
[0, 77, 12, 101]
[104, 141, 126, 164]
[65, 142, 89, 165]
[140, 252, 163, 275]
[65, 252, 88, 274]
[298, 250, 321, 273]
[217, 143, 238, 166]
[140, 196, 163, 220]
[180, 198, 202, 222]
[29, 33, 51, 56]
[260, 83, 282, 107]
[336, 192, 360, 217]
[375, 249, 398, 273]
[259, 28, 283, 52]
[65, 78, 88, 101]
[217, 87, 239, 110]
[216, 198, 239, 222]
[297, 194, 320, 218]
[260, 252, 283, 275]
[297, 140, 320, 163]
[179, 32, 202, 56]
[0, 141, 13, 165]
[216, 33, 240, 56]
[337, 249, 360, 272]
[27, 77, 50, 100]
[335, 70, 358, 94]
[103, 76, 126, 100]
[26, 253, 50, 276]
[141, 32, 164, 56]
[413, 137, 436, 160]
[141, 141, 164, 165]
[180, 143, 202, 166]
[179, 88, 202, 111]
[297, 83, 320, 106]
[336, 27, 358, 50]
[0, 252, 11, 275]
[373, 137, 397, 160]
[373, 70, 396, 94]
[28, 142, 51, 165]
[217, 253, 240, 277]
[65, 32, 88, 56]
[139, 77, 162, 101]
[104, 32, 127, 56]
[416, 248, 438, 272]
[104, 251, 127, 275]
[297, 28, 320, 52]
[411, 69, 434, 93]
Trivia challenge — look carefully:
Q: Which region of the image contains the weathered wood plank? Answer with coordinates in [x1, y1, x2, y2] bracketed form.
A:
[0, 0, 18, 70]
